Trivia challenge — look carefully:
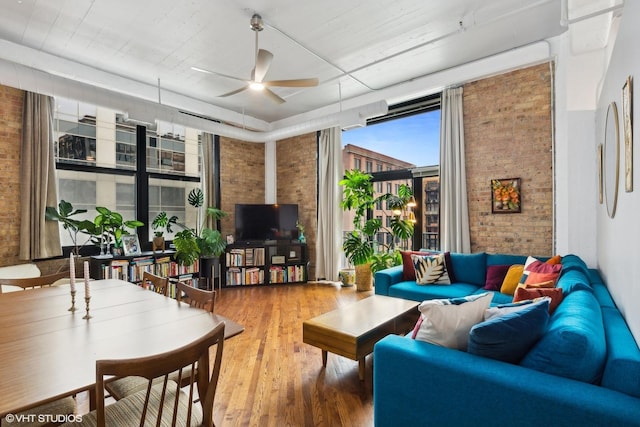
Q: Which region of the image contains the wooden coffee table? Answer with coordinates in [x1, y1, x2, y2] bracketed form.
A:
[303, 294, 419, 380]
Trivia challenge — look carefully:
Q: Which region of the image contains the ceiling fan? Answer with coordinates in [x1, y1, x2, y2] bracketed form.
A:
[192, 13, 319, 104]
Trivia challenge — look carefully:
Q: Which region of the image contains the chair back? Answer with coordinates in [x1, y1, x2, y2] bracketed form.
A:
[0, 271, 68, 294]
[96, 321, 225, 427]
[176, 281, 215, 313]
[142, 271, 170, 296]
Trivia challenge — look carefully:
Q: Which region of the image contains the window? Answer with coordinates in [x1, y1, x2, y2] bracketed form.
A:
[366, 161, 372, 172]
[341, 94, 441, 257]
[53, 98, 205, 249]
[354, 158, 361, 170]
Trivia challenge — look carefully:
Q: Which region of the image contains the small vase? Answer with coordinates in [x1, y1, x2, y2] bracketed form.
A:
[298, 232, 306, 244]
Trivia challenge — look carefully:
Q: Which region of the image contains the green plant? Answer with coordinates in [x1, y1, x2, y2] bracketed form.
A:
[45, 200, 95, 255]
[90, 207, 144, 249]
[151, 211, 178, 237]
[340, 170, 415, 268]
[340, 169, 386, 266]
[174, 188, 227, 266]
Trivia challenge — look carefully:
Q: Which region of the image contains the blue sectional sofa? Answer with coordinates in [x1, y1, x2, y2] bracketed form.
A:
[373, 253, 640, 426]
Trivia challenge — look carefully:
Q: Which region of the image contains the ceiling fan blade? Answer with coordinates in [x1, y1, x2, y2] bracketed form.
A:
[218, 85, 249, 97]
[254, 49, 273, 83]
[263, 78, 319, 88]
[191, 66, 248, 83]
[263, 87, 286, 104]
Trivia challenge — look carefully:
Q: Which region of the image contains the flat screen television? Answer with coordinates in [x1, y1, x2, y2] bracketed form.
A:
[235, 204, 299, 242]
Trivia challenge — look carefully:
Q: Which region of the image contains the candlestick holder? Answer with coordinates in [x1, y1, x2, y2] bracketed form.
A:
[82, 296, 92, 319]
[68, 290, 77, 312]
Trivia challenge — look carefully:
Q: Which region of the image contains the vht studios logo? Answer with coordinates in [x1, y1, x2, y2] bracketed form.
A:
[3, 413, 83, 424]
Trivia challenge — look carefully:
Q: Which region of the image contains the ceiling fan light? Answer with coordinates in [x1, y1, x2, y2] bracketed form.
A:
[250, 82, 265, 91]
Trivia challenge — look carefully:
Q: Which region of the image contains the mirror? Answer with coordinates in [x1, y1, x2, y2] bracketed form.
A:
[604, 101, 620, 218]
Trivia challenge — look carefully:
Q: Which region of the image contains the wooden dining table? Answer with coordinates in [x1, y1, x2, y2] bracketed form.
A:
[0, 279, 243, 417]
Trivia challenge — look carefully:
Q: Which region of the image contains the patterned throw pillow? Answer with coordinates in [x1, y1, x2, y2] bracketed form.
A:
[411, 253, 451, 285]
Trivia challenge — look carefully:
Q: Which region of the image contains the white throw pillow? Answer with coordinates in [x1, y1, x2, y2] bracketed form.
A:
[412, 293, 492, 350]
[411, 253, 451, 285]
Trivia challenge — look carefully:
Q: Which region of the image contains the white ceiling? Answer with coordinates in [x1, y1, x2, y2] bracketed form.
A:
[0, 0, 622, 131]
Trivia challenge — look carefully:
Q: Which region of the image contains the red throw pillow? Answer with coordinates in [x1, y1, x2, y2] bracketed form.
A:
[513, 286, 563, 314]
[484, 265, 511, 291]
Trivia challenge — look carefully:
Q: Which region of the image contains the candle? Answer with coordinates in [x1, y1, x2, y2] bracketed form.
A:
[69, 254, 76, 293]
[84, 261, 90, 298]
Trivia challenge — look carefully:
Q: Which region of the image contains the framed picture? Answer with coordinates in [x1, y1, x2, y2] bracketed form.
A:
[622, 75, 633, 192]
[226, 234, 235, 244]
[491, 178, 521, 213]
[122, 234, 141, 256]
[597, 143, 603, 204]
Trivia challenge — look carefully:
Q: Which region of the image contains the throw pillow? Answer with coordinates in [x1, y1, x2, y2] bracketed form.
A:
[400, 250, 436, 281]
[412, 254, 451, 285]
[411, 292, 492, 350]
[546, 255, 562, 265]
[514, 286, 563, 314]
[500, 265, 525, 295]
[519, 259, 563, 287]
[468, 298, 550, 363]
[484, 264, 511, 291]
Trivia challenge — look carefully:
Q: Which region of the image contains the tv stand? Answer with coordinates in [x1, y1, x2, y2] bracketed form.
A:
[223, 240, 308, 287]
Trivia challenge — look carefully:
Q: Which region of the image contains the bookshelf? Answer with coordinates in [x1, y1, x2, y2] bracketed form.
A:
[223, 241, 308, 287]
[89, 251, 199, 292]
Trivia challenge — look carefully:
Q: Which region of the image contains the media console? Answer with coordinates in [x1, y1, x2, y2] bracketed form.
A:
[223, 240, 308, 287]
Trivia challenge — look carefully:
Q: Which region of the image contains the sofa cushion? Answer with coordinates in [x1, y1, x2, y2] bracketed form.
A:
[412, 293, 492, 350]
[484, 265, 511, 291]
[450, 252, 486, 287]
[556, 269, 592, 295]
[412, 253, 451, 285]
[592, 283, 616, 308]
[513, 286, 563, 314]
[390, 281, 480, 302]
[600, 307, 640, 398]
[561, 254, 591, 278]
[468, 298, 550, 363]
[486, 253, 528, 266]
[520, 290, 606, 384]
[500, 264, 525, 295]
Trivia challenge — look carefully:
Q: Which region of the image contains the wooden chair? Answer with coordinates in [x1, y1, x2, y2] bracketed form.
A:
[141, 271, 170, 296]
[67, 322, 225, 427]
[0, 271, 69, 294]
[106, 282, 217, 401]
[176, 281, 215, 313]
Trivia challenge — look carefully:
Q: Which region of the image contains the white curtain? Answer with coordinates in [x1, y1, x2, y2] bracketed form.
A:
[202, 132, 217, 229]
[20, 92, 62, 260]
[439, 86, 471, 253]
[316, 127, 343, 281]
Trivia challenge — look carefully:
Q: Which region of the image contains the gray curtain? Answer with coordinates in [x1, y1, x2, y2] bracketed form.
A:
[439, 87, 471, 253]
[202, 132, 217, 230]
[316, 127, 343, 280]
[20, 92, 62, 260]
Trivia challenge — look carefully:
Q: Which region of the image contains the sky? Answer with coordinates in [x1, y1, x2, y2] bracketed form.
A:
[341, 110, 441, 167]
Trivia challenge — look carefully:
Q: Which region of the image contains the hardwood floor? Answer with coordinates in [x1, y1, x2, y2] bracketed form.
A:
[213, 282, 375, 427]
[75, 282, 377, 426]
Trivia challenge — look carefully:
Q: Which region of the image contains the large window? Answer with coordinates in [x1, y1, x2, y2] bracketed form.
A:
[341, 94, 441, 256]
[53, 98, 205, 250]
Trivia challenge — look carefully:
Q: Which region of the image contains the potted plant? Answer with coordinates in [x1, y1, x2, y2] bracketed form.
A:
[45, 200, 95, 256]
[173, 188, 227, 274]
[89, 207, 144, 256]
[151, 211, 178, 252]
[340, 170, 416, 290]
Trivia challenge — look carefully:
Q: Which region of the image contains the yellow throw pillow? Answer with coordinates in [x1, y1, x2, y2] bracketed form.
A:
[500, 264, 525, 295]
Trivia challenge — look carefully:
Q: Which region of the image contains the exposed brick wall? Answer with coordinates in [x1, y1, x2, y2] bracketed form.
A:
[218, 137, 265, 236]
[464, 62, 553, 256]
[0, 85, 24, 267]
[276, 132, 318, 280]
